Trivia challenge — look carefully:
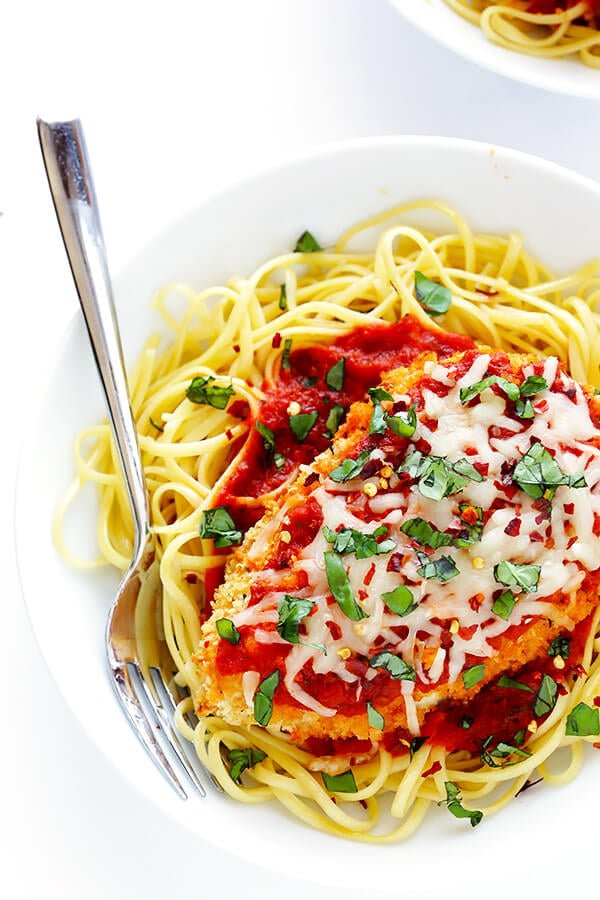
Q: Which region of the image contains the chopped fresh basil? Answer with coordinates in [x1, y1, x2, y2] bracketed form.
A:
[323, 524, 395, 559]
[324, 551, 367, 621]
[547, 636, 571, 659]
[228, 747, 267, 783]
[289, 410, 318, 442]
[149, 416, 164, 432]
[278, 283, 287, 310]
[512, 442, 586, 501]
[513, 728, 526, 745]
[302, 375, 318, 387]
[367, 701, 385, 731]
[281, 338, 293, 371]
[322, 770, 357, 793]
[294, 230, 322, 253]
[438, 781, 483, 827]
[401, 517, 456, 550]
[186, 375, 235, 410]
[519, 375, 548, 397]
[492, 589, 517, 621]
[216, 618, 241, 645]
[460, 375, 520, 406]
[460, 715, 474, 730]
[381, 584, 417, 617]
[369, 650, 416, 682]
[273, 452, 286, 469]
[325, 357, 346, 391]
[533, 674, 558, 718]
[256, 421, 276, 452]
[277, 595, 315, 644]
[199, 507, 243, 548]
[386, 402, 417, 438]
[399, 452, 482, 502]
[253, 670, 280, 726]
[494, 560, 540, 594]
[369, 398, 388, 435]
[324, 403, 345, 438]
[368, 387, 394, 403]
[462, 664, 485, 690]
[515, 398, 535, 419]
[497, 675, 534, 693]
[565, 702, 600, 737]
[329, 449, 371, 483]
[414, 271, 452, 317]
[416, 552, 460, 583]
[480, 735, 532, 768]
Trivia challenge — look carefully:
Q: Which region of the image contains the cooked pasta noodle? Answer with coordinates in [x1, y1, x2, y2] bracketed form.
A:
[444, 1, 600, 67]
[55, 200, 600, 840]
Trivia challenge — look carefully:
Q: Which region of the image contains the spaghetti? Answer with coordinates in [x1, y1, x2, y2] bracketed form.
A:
[55, 199, 600, 840]
[444, 1, 600, 67]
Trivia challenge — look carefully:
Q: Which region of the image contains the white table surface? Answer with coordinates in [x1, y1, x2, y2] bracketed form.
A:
[3, 1, 600, 897]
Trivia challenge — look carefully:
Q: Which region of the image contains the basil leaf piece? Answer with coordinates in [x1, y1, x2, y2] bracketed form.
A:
[515, 398, 535, 419]
[367, 701, 385, 731]
[329, 449, 371, 483]
[323, 524, 395, 559]
[497, 675, 534, 693]
[324, 551, 367, 621]
[150, 417, 164, 432]
[228, 747, 267, 783]
[438, 781, 483, 827]
[494, 560, 540, 594]
[416, 552, 460, 583]
[289, 411, 318, 442]
[401, 517, 456, 550]
[199, 507, 243, 548]
[492, 589, 517, 620]
[513, 728, 526, 745]
[547, 636, 571, 659]
[281, 338, 293, 371]
[386, 402, 417, 438]
[369, 650, 416, 682]
[399, 453, 482, 501]
[278, 284, 287, 310]
[460, 716, 474, 730]
[186, 375, 235, 410]
[325, 357, 346, 391]
[565, 702, 600, 737]
[273, 452, 286, 470]
[533, 673, 558, 718]
[480, 735, 532, 768]
[253, 670, 280, 726]
[256, 420, 275, 452]
[368, 387, 394, 403]
[460, 375, 520, 405]
[324, 403, 345, 437]
[294, 230, 322, 253]
[462, 664, 485, 690]
[322, 770, 357, 793]
[277, 595, 315, 644]
[381, 584, 417, 616]
[415, 271, 452, 317]
[216, 618, 241, 645]
[513, 442, 587, 500]
[519, 375, 548, 397]
[369, 399, 388, 436]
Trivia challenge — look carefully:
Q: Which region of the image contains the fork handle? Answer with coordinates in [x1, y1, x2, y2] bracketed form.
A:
[37, 118, 149, 559]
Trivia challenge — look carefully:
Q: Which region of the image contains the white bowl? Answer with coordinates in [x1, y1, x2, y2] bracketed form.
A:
[16, 136, 600, 895]
[389, 0, 600, 98]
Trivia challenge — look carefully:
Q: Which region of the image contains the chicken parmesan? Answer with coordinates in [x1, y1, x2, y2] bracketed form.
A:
[193, 344, 600, 758]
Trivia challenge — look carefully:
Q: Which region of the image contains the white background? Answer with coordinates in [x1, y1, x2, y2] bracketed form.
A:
[3, 1, 600, 897]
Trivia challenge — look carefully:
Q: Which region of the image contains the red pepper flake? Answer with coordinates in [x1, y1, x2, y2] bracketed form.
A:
[534, 399, 548, 414]
[233, 344, 240, 353]
[225, 428, 234, 441]
[530, 531, 544, 543]
[304, 472, 320, 487]
[326, 620, 343, 641]
[358, 589, 368, 604]
[563, 503, 575, 515]
[593, 743, 600, 750]
[387, 552, 403, 572]
[272, 332, 282, 349]
[469, 593, 485, 612]
[461, 505, 480, 526]
[421, 761, 442, 778]
[184, 573, 198, 584]
[364, 563, 376, 587]
[504, 517, 521, 536]
[516, 777, 543, 797]
[594, 697, 600, 708]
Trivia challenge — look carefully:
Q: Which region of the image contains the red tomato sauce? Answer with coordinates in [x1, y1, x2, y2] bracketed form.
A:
[214, 317, 473, 533]
[522, 0, 600, 16]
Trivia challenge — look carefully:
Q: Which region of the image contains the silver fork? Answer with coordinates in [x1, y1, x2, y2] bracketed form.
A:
[37, 118, 215, 800]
